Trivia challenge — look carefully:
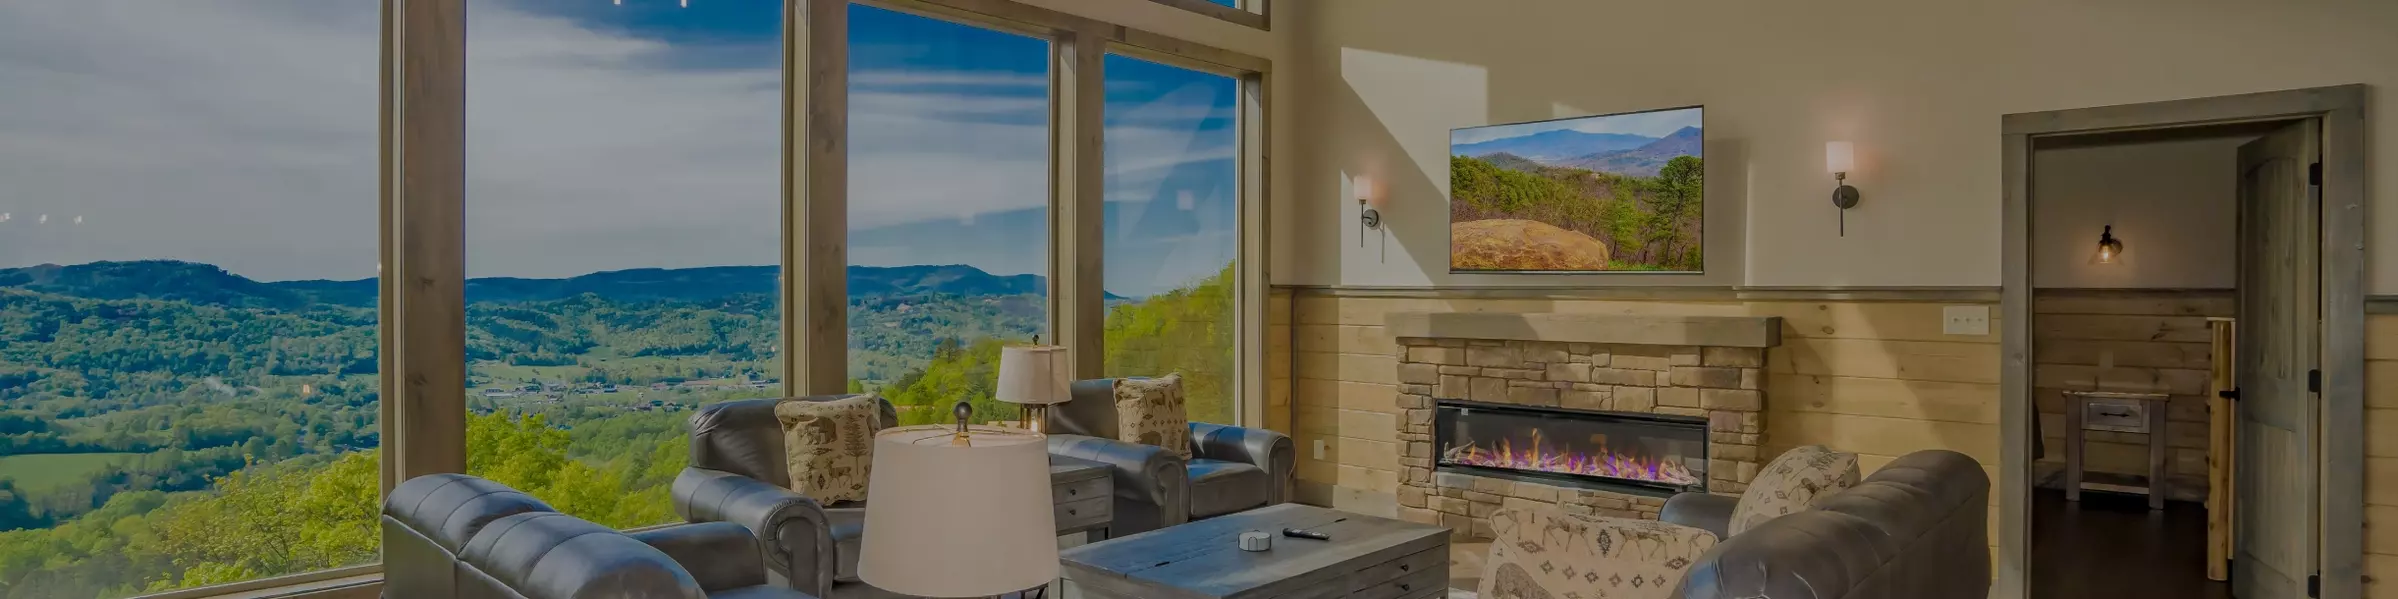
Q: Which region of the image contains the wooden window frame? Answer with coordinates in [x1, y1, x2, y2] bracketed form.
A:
[1145, 0, 1268, 31]
[153, 0, 1267, 595]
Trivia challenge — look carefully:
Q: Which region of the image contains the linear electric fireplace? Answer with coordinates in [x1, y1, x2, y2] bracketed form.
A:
[1434, 399, 1709, 495]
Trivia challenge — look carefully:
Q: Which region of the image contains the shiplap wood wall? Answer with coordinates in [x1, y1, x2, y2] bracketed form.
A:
[2032, 290, 2229, 501]
[2365, 314, 2398, 597]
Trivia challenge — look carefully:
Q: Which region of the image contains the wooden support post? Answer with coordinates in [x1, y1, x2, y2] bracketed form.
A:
[382, 0, 468, 490]
[2205, 317, 2236, 581]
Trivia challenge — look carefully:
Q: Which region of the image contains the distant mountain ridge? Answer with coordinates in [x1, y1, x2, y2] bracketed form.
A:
[1556, 126, 1702, 177]
[0, 260, 1101, 309]
[1452, 129, 1657, 161]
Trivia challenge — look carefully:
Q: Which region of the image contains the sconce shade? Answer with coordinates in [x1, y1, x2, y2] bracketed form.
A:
[858, 425, 1059, 597]
[1353, 176, 1376, 203]
[1826, 141, 1855, 174]
[994, 345, 1069, 406]
[2091, 225, 2124, 265]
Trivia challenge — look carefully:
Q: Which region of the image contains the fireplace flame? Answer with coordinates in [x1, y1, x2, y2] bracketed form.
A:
[1442, 436, 1700, 487]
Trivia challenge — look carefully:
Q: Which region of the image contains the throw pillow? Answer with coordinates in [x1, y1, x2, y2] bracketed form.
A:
[1726, 444, 1860, 535]
[775, 395, 883, 504]
[1113, 375, 1192, 460]
[1479, 506, 1718, 599]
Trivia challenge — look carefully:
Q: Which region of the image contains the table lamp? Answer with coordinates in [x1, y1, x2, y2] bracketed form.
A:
[857, 423, 1060, 597]
[995, 344, 1069, 432]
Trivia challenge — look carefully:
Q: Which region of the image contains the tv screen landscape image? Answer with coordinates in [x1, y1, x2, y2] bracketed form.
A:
[1449, 106, 1703, 273]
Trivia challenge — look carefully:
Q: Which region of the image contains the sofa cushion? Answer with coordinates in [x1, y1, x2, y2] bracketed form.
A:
[776, 395, 884, 503]
[1113, 375, 1192, 460]
[1479, 507, 1719, 599]
[1186, 459, 1268, 518]
[1728, 445, 1860, 536]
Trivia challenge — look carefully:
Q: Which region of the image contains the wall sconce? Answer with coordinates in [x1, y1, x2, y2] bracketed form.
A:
[2091, 225, 2124, 265]
[1354, 176, 1380, 246]
[1826, 141, 1860, 236]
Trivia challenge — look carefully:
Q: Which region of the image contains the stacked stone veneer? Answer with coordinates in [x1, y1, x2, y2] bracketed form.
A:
[1379, 312, 1783, 540]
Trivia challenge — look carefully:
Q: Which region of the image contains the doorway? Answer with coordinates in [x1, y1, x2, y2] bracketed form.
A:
[1998, 86, 2369, 599]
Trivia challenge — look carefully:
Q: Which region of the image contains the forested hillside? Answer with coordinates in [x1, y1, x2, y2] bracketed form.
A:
[0, 259, 1227, 597]
[1450, 153, 1703, 271]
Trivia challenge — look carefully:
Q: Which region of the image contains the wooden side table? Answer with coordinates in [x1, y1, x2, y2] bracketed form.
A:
[2062, 390, 2172, 510]
[1052, 455, 1115, 540]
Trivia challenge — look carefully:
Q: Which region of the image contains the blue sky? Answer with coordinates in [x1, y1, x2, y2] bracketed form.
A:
[0, 0, 1238, 297]
[1450, 106, 1702, 146]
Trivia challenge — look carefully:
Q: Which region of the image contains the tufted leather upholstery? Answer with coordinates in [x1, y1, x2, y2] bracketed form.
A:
[383, 473, 813, 599]
[1046, 377, 1295, 535]
[1671, 449, 1991, 599]
[673, 396, 892, 598]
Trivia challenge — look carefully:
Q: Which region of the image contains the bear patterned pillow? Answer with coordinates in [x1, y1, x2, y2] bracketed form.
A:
[775, 394, 883, 504]
[1726, 444, 1860, 536]
[1113, 375, 1192, 460]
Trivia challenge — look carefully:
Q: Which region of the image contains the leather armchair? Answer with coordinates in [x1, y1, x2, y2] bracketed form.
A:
[383, 473, 814, 599]
[1045, 377, 1294, 535]
[1673, 450, 1991, 598]
[674, 396, 894, 599]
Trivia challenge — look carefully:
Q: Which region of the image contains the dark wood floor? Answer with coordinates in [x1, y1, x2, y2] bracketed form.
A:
[2033, 488, 2232, 599]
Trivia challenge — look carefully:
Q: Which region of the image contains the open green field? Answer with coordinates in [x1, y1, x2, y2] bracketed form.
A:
[0, 452, 141, 494]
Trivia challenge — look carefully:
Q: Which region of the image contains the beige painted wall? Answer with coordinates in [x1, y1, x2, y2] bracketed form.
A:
[1277, 0, 2398, 291]
[2032, 138, 2244, 289]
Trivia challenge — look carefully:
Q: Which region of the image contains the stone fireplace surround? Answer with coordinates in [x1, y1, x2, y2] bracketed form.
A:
[1384, 312, 1784, 540]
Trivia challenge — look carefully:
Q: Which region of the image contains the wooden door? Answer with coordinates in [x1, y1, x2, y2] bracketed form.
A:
[2233, 119, 2320, 599]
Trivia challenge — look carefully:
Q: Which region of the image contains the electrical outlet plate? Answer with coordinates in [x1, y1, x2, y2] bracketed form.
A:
[1312, 439, 1328, 460]
[1942, 306, 1991, 336]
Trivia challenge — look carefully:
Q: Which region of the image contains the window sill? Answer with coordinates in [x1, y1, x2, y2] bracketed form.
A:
[130, 565, 380, 599]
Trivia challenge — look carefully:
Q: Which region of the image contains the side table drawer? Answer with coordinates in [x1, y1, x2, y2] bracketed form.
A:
[1055, 495, 1111, 531]
[1054, 475, 1109, 504]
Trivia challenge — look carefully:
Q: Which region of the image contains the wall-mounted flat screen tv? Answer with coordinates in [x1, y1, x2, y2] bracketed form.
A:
[1449, 106, 1703, 273]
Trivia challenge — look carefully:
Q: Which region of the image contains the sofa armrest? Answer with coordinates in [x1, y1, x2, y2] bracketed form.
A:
[628, 521, 770, 592]
[673, 467, 837, 598]
[1659, 492, 1738, 539]
[1048, 434, 1189, 536]
[1486, 507, 1719, 599]
[1189, 422, 1295, 504]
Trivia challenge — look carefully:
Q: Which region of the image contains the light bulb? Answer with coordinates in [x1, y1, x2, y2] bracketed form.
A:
[2091, 225, 2124, 265]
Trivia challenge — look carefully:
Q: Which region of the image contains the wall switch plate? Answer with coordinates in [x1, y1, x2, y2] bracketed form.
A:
[1943, 306, 1991, 336]
[1313, 439, 1328, 460]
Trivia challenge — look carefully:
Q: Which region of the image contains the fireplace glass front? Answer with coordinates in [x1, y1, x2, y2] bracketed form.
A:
[1434, 400, 1708, 495]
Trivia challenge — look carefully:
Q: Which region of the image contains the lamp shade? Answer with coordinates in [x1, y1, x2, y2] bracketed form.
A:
[1826, 141, 1856, 174]
[858, 425, 1059, 597]
[994, 345, 1070, 405]
[1353, 176, 1375, 203]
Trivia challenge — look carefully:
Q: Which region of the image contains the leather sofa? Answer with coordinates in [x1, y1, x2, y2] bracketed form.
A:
[382, 473, 814, 599]
[1673, 449, 1992, 599]
[1044, 377, 1295, 535]
[672, 396, 896, 599]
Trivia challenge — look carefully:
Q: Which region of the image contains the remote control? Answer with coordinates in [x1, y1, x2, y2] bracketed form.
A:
[1281, 527, 1330, 541]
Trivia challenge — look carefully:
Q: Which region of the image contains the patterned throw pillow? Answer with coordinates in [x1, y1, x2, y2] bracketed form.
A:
[1478, 506, 1719, 599]
[775, 395, 883, 504]
[1727, 445, 1860, 536]
[1113, 375, 1192, 460]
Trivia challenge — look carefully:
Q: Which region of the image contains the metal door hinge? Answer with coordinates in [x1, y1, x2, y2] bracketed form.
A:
[2309, 369, 2321, 393]
[2310, 162, 2323, 186]
[2219, 388, 2240, 401]
[2308, 572, 2320, 597]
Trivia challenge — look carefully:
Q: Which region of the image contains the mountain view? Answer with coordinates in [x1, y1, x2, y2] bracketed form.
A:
[1449, 108, 1705, 272]
[0, 258, 1233, 597]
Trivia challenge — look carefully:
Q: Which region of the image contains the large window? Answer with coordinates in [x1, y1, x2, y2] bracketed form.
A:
[1100, 54, 1240, 424]
[462, 0, 781, 528]
[0, 2, 381, 596]
[844, 5, 1051, 426]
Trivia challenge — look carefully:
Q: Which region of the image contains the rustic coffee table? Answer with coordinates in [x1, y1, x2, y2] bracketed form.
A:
[1059, 503, 1450, 599]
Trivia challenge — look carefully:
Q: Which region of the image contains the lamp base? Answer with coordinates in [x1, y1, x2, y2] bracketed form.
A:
[1019, 404, 1050, 433]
